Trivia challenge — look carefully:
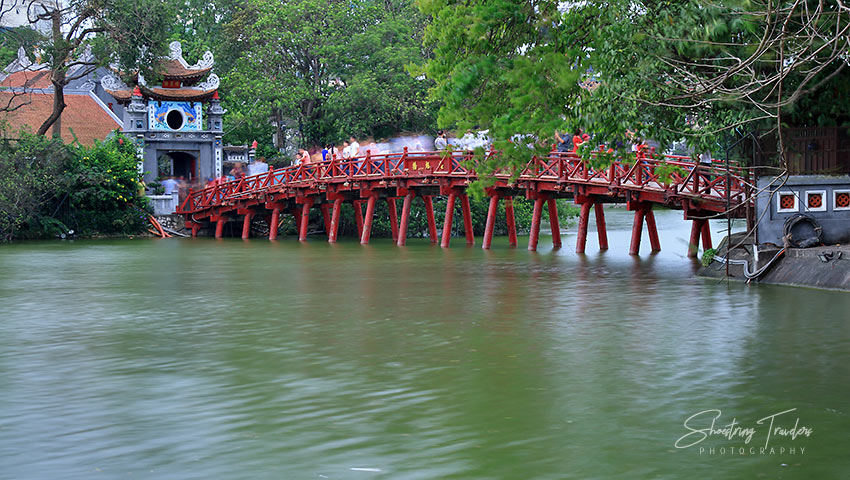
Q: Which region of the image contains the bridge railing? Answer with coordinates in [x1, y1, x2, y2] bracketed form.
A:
[177, 148, 749, 215]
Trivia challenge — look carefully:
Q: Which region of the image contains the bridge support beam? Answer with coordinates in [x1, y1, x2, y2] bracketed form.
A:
[328, 198, 342, 243]
[353, 200, 364, 238]
[269, 207, 281, 241]
[595, 202, 608, 250]
[576, 201, 592, 254]
[424, 196, 438, 243]
[505, 197, 517, 247]
[460, 193, 474, 245]
[548, 198, 561, 248]
[387, 198, 399, 242]
[441, 191, 457, 248]
[687, 219, 713, 257]
[645, 207, 661, 252]
[398, 192, 415, 246]
[320, 203, 331, 235]
[214, 217, 226, 239]
[702, 220, 713, 250]
[360, 195, 377, 244]
[529, 196, 545, 251]
[483, 194, 499, 249]
[628, 202, 660, 255]
[241, 212, 253, 239]
[299, 198, 314, 242]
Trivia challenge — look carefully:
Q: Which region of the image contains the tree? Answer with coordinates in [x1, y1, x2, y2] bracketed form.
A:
[419, 0, 850, 167]
[222, 0, 436, 150]
[23, 0, 175, 136]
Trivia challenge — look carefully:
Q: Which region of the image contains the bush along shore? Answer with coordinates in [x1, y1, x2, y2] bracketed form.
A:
[0, 133, 151, 242]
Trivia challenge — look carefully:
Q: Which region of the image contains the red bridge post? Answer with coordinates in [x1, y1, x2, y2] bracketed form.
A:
[441, 191, 457, 248]
[528, 194, 546, 251]
[482, 193, 499, 249]
[645, 205, 661, 252]
[328, 198, 342, 243]
[460, 193, 474, 245]
[320, 203, 331, 236]
[547, 198, 561, 248]
[387, 198, 399, 242]
[575, 198, 592, 254]
[360, 195, 377, 245]
[298, 197, 314, 242]
[241, 211, 253, 240]
[214, 216, 226, 239]
[269, 207, 281, 241]
[701, 220, 713, 250]
[629, 205, 644, 255]
[423, 196, 438, 243]
[594, 202, 608, 250]
[505, 196, 517, 247]
[397, 192, 415, 246]
[353, 200, 364, 238]
[687, 218, 713, 257]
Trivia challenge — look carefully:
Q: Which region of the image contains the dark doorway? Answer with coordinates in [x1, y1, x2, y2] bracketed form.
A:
[159, 151, 198, 181]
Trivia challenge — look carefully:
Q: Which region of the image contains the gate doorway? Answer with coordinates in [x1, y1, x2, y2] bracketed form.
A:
[157, 151, 198, 181]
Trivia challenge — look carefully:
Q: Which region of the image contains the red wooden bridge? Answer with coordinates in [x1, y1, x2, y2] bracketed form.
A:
[177, 149, 753, 256]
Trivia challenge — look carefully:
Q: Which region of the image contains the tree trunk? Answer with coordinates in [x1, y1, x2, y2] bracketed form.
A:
[36, 10, 67, 137]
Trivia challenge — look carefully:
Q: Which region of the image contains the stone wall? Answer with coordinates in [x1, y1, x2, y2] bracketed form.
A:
[756, 175, 850, 245]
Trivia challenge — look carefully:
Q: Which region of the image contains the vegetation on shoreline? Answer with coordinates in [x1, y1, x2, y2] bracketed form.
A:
[0, 133, 150, 242]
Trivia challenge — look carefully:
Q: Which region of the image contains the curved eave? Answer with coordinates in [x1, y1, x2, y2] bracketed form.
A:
[140, 86, 216, 102]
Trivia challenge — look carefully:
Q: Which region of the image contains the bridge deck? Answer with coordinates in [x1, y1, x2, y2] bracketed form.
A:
[177, 149, 753, 255]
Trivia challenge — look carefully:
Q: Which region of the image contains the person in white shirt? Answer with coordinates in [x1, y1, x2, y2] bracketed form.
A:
[349, 136, 361, 157]
[434, 131, 447, 151]
[342, 141, 352, 159]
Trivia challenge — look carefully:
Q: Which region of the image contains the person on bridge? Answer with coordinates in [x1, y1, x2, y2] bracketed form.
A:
[572, 129, 590, 153]
[554, 130, 571, 153]
[349, 136, 361, 157]
[435, 131, 448, 151]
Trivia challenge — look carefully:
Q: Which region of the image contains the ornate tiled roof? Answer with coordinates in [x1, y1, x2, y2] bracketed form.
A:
[103, 41, 218, 103]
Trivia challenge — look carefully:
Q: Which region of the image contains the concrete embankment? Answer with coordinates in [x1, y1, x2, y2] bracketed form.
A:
[698, 232, 850, 292]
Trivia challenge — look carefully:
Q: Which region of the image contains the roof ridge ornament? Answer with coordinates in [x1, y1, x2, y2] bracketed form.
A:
[168, 41, 214, 70]
[17, 47, 32, 69]
[196, 73, 219, 91]
[101, 72, 129, 91]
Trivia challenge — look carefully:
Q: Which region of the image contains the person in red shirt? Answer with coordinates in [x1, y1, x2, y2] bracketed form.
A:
[572, 129, 590, 152]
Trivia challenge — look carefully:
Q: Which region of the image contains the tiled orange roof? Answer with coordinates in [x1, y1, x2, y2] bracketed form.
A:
[0, 92, 120, 145]
[160, 59, 211, 80]
[1, 70, 52, 89]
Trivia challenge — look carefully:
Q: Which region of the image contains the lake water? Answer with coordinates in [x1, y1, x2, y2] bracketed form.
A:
[1, 208, 848, 479]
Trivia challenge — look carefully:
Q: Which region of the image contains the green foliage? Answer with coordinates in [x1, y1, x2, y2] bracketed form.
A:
[0, 134, 70, 241]
[219, 0, 437, 150]
[419, 0, 850, 170]
[0, 27, 44, 67]
[0, 133, 150, 242]
[64, 136, 150, 235]
[701, 248, 717, 267]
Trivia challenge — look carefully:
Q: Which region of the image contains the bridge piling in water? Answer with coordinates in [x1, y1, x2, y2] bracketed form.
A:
[482, 194, 499, 249]
[360, 195, 377, 244]
[460, 193, 474, 245]
[548, 198, 561, 248]
[397, 192, 415, 246]
[441, 191, 457, 248]
[505, 197, 518, 247]
[423, 196, 438, 244]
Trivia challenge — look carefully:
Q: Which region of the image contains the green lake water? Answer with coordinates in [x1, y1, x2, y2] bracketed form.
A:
[1, 208, 848, 479]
